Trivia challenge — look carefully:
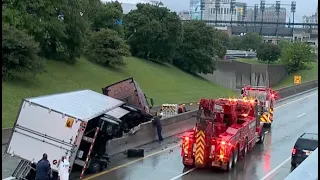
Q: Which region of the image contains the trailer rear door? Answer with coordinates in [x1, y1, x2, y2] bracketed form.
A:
[6, 90, 125, 171]
[7, 100, 80, 171]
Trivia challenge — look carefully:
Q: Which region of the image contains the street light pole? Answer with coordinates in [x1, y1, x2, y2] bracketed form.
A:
[259, 0, 265, 35]
[254, 4, 258, 32]
[200, 0, 204, 20]
[275, 1, 281, 37]
[230, 0, 236, 26]
[215, 0, 220, 26]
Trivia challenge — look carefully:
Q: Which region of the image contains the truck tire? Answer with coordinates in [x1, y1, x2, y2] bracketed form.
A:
[233, 147, 239, 166]
[257, 127, 265, 144]
[88, 160, 101, 174]
[242, 138, 248, 157]
[182, 157, 194, 167]
[227, 151, 234, 171]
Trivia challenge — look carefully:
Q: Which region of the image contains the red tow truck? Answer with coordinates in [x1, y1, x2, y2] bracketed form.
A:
[241, 85, 276, 126]
[181, 98, 266, 170]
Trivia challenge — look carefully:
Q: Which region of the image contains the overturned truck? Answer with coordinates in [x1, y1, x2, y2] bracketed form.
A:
[6, 90, 133, 180]
[102, 77, 187, 121]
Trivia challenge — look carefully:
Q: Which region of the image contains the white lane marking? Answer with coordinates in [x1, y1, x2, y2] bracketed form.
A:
[274, 93, 317, 110]
[169, 168, 196, 180]
[168, 92, 317, 179]
[259, 157, 291, 180]
[297, 113, 306, 118]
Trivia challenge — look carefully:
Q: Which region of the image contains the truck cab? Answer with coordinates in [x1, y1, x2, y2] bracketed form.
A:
[241, 85, 276, 126]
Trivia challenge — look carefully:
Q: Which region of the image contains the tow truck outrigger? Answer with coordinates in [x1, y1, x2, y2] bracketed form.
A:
[241, 85, 276, 126]
[181, 98, 265, 170]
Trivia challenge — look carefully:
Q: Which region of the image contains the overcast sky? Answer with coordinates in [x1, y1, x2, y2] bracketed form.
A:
[160, 0, 318, 22]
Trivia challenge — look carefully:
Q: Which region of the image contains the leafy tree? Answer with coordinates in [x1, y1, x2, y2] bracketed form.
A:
[280, 42, 313, 73]
[61, 0, 90, 63]
[2, 23, 44, 80]
[87, 1, 123, 35]
[173, 21, 217, 74]
[256, 43, 281, 63]
[212, 30, 228, 58]
[3, 0, 89, 63]
[229, 35, 243, 50]
[123, 3, 182, 63]
[277, 40, 290, 52]
[241, 32, 262, 51]
[85, 28, 130, 67]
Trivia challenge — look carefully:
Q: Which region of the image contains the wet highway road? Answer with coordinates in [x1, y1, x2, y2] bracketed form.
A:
[81, 90, 318, 180]
[2, 90, 318, 180]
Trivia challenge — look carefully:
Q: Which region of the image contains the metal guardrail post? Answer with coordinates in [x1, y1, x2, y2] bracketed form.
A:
[284, 148, 318, 180]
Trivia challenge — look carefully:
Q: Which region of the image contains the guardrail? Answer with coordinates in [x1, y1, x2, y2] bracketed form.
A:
[2, 80, 318, 156]
[284, 148, 318, 180]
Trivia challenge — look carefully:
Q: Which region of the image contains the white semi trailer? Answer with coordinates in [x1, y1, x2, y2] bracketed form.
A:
[5, 90, 130, 180]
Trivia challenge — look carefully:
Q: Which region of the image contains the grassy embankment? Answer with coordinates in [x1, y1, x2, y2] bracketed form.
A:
[2, 57, 236, 128]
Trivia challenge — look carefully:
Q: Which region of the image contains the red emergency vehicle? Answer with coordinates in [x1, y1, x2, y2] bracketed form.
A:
[181, 98, 265, 171]
[241, 85, 276, 126]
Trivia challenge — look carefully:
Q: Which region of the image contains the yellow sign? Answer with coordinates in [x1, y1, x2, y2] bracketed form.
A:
[65, 118, 74, 128]
[294, 76, 302, 84]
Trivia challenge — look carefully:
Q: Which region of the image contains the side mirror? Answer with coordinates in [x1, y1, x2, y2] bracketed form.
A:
[150, 98, 154, 108]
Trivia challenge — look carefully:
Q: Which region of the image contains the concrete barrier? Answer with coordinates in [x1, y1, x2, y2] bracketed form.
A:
[276, 80, 318, 98]
[2, 80, 318, 153]
[106, 110, 198, 156]
[284, 148, 318, 180]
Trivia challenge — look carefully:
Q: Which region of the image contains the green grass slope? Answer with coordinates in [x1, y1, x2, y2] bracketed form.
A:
[2, 57, 236, 128]
[273, 62, 318, 89]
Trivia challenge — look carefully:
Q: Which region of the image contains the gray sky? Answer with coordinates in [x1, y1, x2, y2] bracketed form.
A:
[160, 0, 318, 22]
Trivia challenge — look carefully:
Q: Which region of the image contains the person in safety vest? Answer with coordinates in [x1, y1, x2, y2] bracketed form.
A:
[36, 153, 51, 180]
[58, 156, 70, 180]
[152, 112, 163, 142]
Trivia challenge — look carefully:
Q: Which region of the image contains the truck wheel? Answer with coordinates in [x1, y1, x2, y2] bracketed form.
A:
[88, 161, 101, 174]
[233, 148, 239, 166]
[242, 138, 248, 157]
[182, 157, 194, 167]
[227, 151, 234, 171]
[258, 128, 265, 144]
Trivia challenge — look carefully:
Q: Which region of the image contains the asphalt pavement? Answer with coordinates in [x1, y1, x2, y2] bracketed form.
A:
[2, 90, 318, 180]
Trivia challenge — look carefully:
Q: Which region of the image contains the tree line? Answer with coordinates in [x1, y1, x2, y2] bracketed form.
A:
[2, 0, 315, 81]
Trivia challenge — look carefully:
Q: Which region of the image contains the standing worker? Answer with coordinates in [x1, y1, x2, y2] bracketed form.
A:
[35, 153, 51, 180]
[152, 112, 163, 142]
[58, 156, 70, 180]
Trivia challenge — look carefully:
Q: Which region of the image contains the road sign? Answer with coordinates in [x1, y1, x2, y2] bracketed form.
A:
[65, 118, 74, 128]
[294, 75, 302, 84]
